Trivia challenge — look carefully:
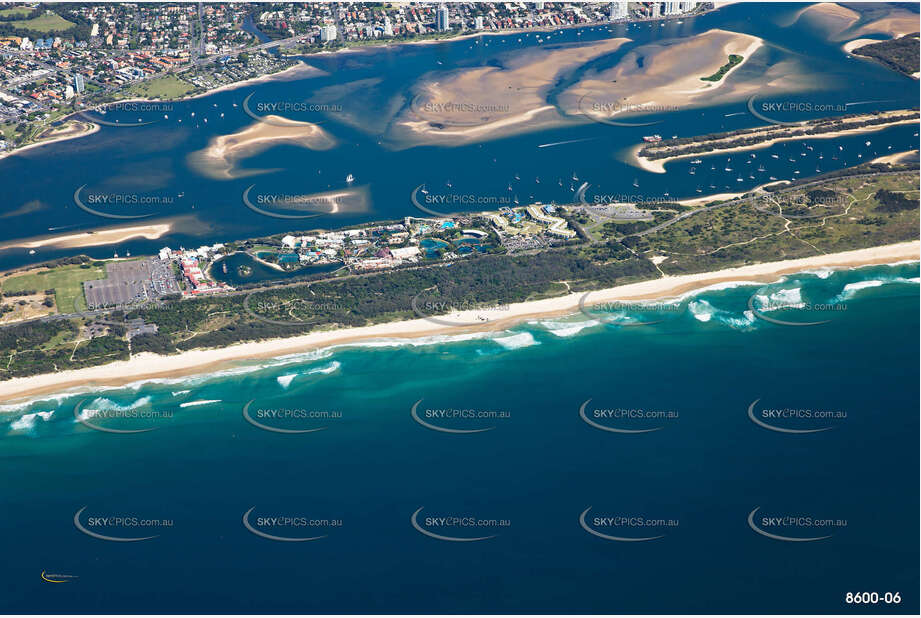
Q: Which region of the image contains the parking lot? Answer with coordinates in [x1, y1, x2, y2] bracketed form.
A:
[83, 258, 180, 310]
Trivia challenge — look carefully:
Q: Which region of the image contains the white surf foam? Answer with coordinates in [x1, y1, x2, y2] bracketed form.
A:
[492, 332, 539, 349]
[277, 374, 297, 389]
[179, 399, 221, 408]
[10, 410, 54, 432]
[305, 361, 340, 375]
[537, 319, 601, 337]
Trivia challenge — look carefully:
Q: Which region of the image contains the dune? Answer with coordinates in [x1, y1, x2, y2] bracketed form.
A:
[187, 116, 337, 180]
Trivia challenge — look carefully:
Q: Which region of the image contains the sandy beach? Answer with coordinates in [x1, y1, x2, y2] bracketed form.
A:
[0, 220, 188, 251]
[0, 120, 99, 162]
[187, 115, 337, 179]
[1, 240, 916, 403]
[842, 38, 882, 54]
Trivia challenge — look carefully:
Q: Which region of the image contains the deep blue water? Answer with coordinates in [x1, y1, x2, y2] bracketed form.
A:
[0, 2, 917, 271]
[1, 263, 918, 613]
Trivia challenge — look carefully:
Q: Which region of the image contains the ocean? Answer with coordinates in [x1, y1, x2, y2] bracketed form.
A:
[2, 262, 918, 613]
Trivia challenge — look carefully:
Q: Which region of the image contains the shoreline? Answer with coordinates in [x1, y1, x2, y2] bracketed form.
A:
[0, 13, 720, 161]
[0, 61, 319, 162]
[0, 221, 176, 251]
[631, 116, 921, 173]
[0, 240, 917, 404]
[0, 120, 99, 162]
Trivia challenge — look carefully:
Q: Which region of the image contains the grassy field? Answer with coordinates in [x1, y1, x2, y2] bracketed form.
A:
[12, 11, 75, 32]
[2, 263, 107, 313]
[123, 75, 197, 100]
[636, 172, 919, 275]
[0, 6, 35, 18]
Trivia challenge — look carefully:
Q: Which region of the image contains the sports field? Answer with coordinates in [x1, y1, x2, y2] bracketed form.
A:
[2, 263, 106, 313]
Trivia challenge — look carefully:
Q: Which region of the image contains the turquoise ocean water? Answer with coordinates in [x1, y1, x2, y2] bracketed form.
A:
[1, 262, 917, 613]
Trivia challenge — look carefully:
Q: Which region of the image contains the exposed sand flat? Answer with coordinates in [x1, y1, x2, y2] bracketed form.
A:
[388, 38, 631, 147]
[244, 185, 372, 217]
[843, 38, 883, 54]
[631, 110, 921, 173]
[558, 29, 764, 124]
[792, 3, 860, 39]
[855, 13, 920, 39]
[795, 3, 918, 41]
[0, 241, 917, 403]
[187, 115, 337, 180]
[870, 149, 919, 165]
[0, 221, 179, 250]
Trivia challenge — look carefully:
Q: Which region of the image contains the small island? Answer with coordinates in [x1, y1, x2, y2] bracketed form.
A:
[701, 54, 744, 82]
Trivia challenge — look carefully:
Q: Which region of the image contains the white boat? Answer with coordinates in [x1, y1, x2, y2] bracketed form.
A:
[346, 174, 355, 184]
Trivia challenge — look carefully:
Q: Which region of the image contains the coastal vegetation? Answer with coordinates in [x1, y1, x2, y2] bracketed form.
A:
[627, 172, 919, 275]
[637, 110, 921, 162]
[852, 34, 920, 77]
[701, 54, 743, 81]
[1, 169, 916, 380]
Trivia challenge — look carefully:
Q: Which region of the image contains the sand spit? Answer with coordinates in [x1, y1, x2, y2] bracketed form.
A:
[0, 216, 207, 251]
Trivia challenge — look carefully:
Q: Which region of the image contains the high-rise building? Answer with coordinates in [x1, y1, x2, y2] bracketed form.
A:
[436, 4, 450, 32]
[664, 2, 680, 16]
[474, 16, 484, 29]
[650, 3, 661, 18]
[320, 24, 337, 42]
[74, 73, 85, 94]
[609, 1, 628, 20]
[535, 1, 545, 9]
[383, 15, 394, 36]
